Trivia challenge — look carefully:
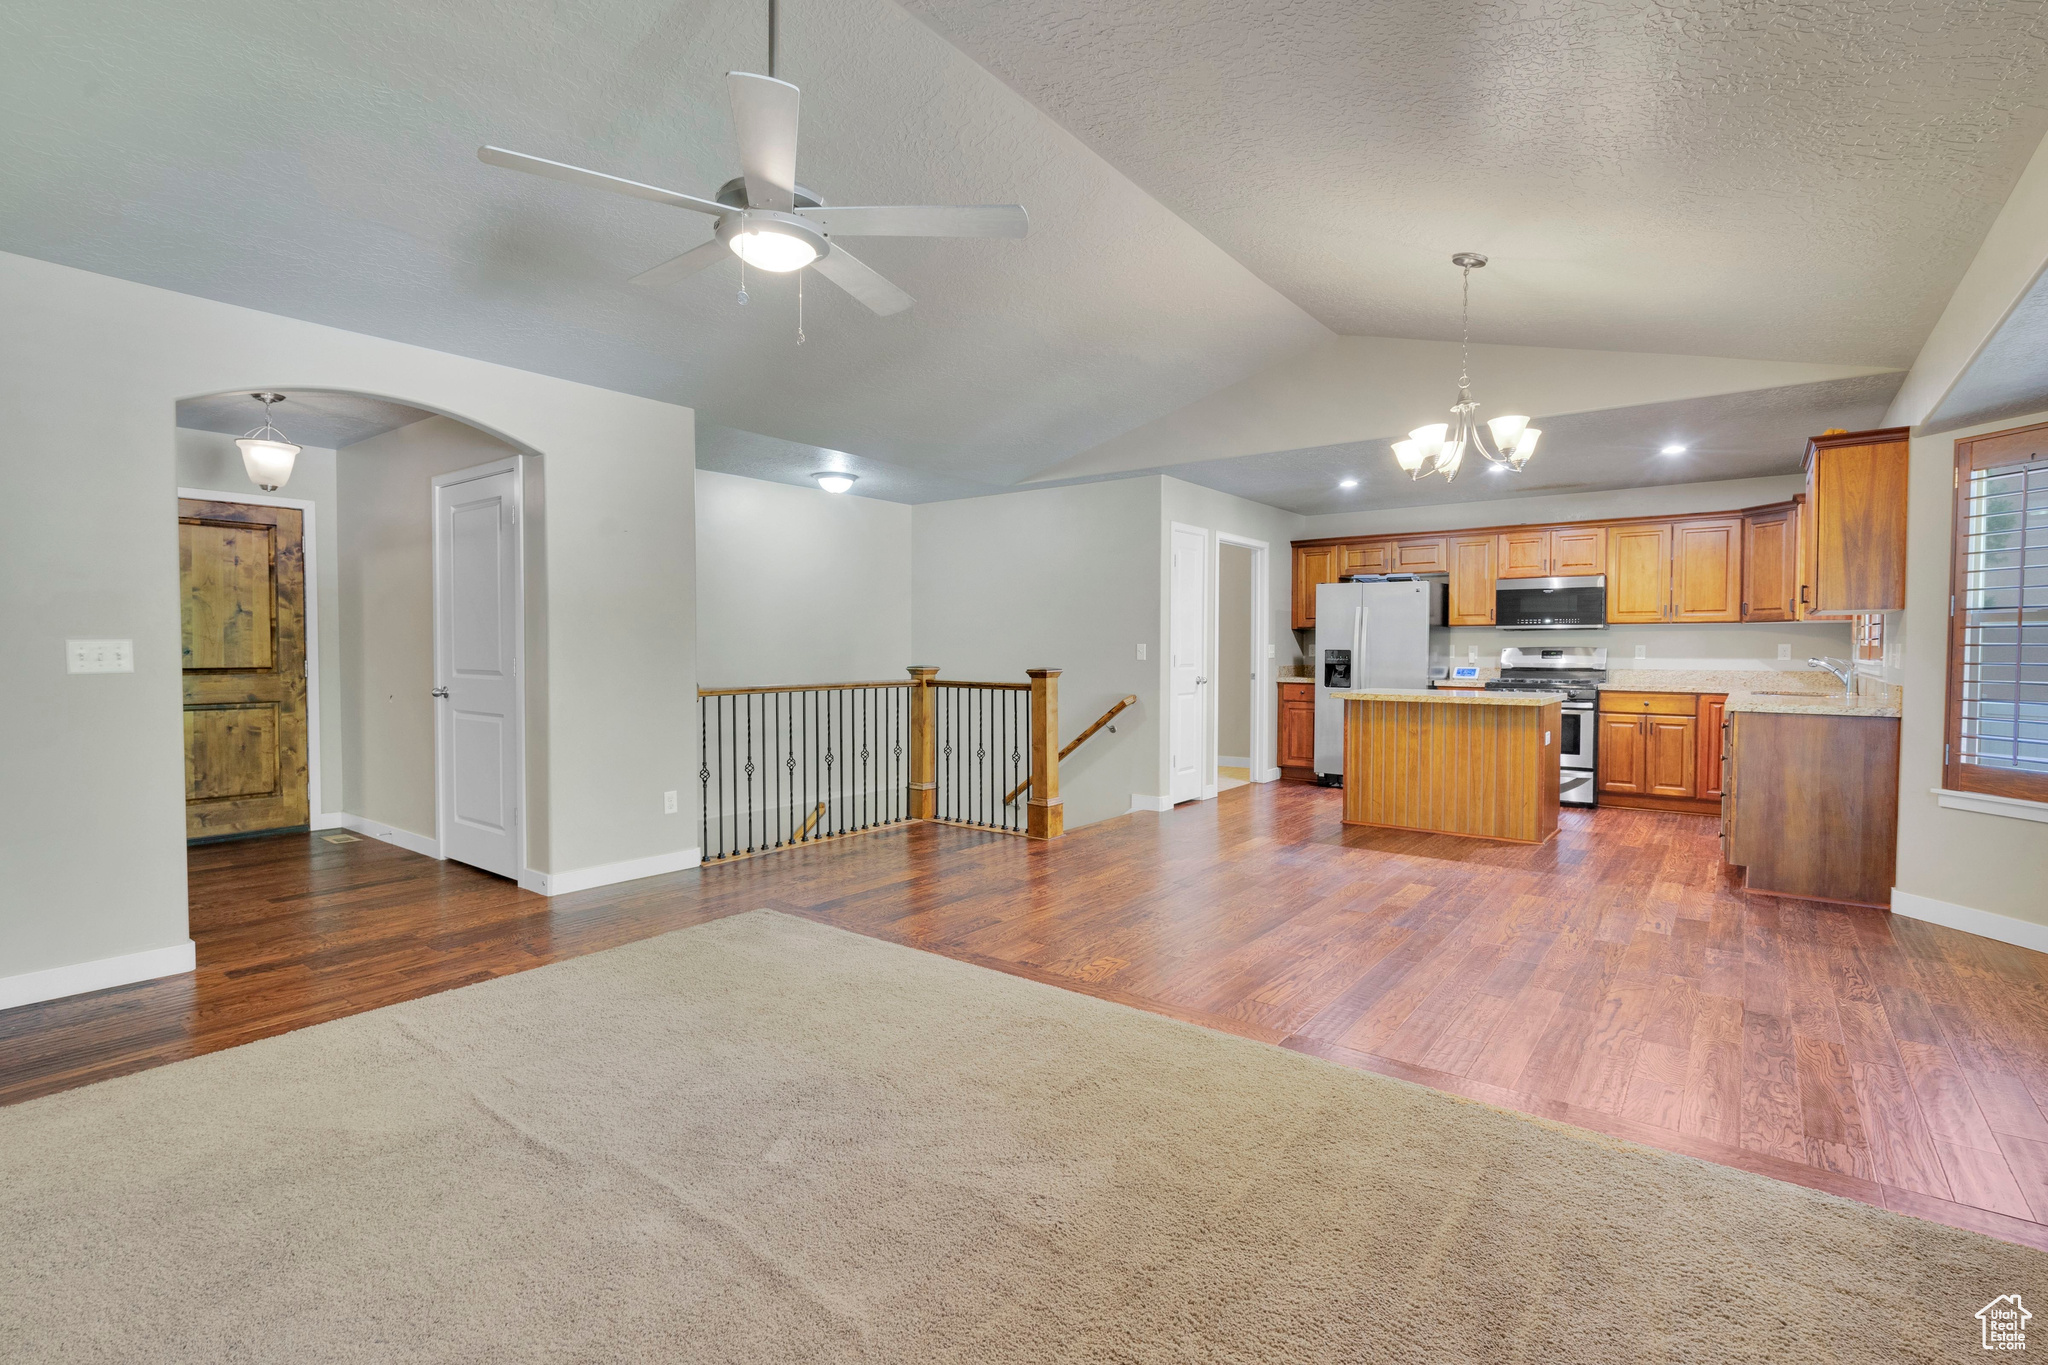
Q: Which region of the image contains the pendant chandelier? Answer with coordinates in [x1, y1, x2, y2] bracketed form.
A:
[235, 393, 300, 492]
[1392, 253, 1540, 481]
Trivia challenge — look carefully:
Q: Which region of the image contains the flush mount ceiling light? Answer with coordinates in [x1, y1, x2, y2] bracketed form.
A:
[1661, 443, 1688, 455]
[717, 210, 826, 272]
[812, 471, 857, 494]
[234, 393, 300, 491]
[1390, 253, 1540, 482]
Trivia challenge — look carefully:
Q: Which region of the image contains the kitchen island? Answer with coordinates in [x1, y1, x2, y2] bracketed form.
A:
[1332, 688, 1562, 844]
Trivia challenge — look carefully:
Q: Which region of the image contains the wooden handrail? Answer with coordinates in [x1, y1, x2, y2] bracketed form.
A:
[793, 801, 827, 841]
[932, 679, 1032, 691]
[1006, 694, 1137, 804]
[699, 680, 912, 697]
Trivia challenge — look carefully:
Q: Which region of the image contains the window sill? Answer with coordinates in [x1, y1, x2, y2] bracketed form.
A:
[1933, 787, 2048, 825]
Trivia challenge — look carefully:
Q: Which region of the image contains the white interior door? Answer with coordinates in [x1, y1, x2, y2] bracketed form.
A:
[1169, 524, 1207, 804]
[435, 466, 521, 879]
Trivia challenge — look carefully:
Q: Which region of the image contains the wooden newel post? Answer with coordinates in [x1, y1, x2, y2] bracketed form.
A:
[907, 666, 939, 821]
[1026, 668, 1063, 840]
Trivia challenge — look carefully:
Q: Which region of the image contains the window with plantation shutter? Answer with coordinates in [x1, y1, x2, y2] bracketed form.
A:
[1946, 422, 2048, 803]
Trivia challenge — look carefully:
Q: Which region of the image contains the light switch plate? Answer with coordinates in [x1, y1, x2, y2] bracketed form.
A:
[1136, 643, 1147, 661]
[67, 639, 133, 674]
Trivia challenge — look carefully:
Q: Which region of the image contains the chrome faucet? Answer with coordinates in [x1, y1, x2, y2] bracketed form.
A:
[1807, 656, 1854, 694]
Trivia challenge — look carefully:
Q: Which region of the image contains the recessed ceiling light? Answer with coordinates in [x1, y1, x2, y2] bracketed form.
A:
[1338, 478, 1358, 489]
[1661, 443, 1687, 456]
[812, 471, 857, 494]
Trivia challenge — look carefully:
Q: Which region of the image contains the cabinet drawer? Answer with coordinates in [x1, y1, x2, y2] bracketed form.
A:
[1279, 682, 1314, 701]
[1597, 690, 1696, 715]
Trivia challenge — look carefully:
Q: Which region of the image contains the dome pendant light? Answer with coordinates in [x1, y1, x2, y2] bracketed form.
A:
[1391, 254, 1540, 482]
[235, 393, 301, 492]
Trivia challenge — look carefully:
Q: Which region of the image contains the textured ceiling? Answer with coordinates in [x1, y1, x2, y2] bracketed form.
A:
[901, 0, 2048, 366]
[1156, 372, 1902, 516]
[176, 390, 434, 449]
[1925, 264, 2048, 431]
[0, 0, 1322, 487]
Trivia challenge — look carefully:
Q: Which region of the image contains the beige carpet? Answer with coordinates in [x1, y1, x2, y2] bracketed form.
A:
[2, 910, 2033, 1362]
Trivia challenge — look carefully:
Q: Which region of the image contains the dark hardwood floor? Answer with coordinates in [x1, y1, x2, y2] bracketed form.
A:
[7, 781, 2048, 1251]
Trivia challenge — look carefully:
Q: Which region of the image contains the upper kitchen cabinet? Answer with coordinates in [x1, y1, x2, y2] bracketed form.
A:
[1495, 525, 1606, 579]
[1391, 535, 1448, 575]
[1607, 523, 1672, 622]
[1670, 518, 1742, 622]
[1802, 427, 1909, 615]
[1340, 541, 1391, 578]
[1292, 544, 1338, 629]
[1741, 504, 1799, 622]
[1448, 535, 1496, 625]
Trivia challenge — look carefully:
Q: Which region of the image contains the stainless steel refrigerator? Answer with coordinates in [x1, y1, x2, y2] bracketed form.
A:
[1314, 578, 1451, 781]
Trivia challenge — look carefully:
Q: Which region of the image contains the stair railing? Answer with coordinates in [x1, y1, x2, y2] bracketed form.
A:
[1004, 694, 1138, 805]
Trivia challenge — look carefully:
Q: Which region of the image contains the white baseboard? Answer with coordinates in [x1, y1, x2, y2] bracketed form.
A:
[1218, 755, 1252, 768]
[1128, 794, 1174, 813]
[522, 847, 702, 897]
[322, 813, 441, 859]
[1256, 766, 1282, 783]
[0, 939, 196, 1011]
[1891, 888, 2048, 955]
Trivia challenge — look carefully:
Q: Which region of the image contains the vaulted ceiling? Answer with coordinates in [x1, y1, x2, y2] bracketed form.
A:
[8, 0, 2048, 508]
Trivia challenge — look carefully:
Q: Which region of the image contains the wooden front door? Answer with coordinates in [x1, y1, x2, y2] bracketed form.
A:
[180, 499, 309, 840]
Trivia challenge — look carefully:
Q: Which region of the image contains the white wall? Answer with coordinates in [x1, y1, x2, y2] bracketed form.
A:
[1298, 473, 1806, 540]
[1895, 412, 2048, 928]
[1217, 543, 1253, 761]
[912, 479, 1162, 829]
[336, 417, 530, 845]
[0, 252, 695, 997]
[174, 427, 345, 816]
[694, 470, 912, 689]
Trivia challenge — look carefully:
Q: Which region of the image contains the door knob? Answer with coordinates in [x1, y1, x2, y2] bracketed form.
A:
[1196, 676, 1209, 685]
[431, 687, 450, 699]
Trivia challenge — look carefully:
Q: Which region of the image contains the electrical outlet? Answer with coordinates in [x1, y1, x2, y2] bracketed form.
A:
[1136, 643, 1147, 661]
[1266, 644, 1275, 658]
[1777, 644, 1791, 660]
[67, 639, 134, 673]
[662, 790, 677, 815]
[1634, 645, 1647, 660]
[1467, 646, 1478, 662]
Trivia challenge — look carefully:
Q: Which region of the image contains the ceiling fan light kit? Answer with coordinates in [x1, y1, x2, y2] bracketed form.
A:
[476, 0, 1026, 334]
[1394, 252, 1539, 482]
[234, 393, 300, 491]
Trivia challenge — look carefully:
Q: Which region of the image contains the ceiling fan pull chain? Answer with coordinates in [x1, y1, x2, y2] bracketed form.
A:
[737, 211, 750, 305]
[796, 268, 805, 345]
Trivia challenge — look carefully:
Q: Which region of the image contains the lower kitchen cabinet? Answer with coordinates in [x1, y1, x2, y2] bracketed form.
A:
[1697, 695, 1727, 800]
[1278, 681, 1316, 783]
[1723, 710, 1899, 907]
[1595, 690, 1725, 813]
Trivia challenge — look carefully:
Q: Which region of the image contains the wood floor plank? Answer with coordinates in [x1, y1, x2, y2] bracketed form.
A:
[5, 784, 2047, 1252]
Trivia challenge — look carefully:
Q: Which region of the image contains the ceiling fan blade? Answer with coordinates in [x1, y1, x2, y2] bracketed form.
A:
[796, 205, 1029, 238]
[478, 146, 725, 216]
[630, 239, 731, 288]
[811, 246, 914, 316]
[726, 72, 800, 212]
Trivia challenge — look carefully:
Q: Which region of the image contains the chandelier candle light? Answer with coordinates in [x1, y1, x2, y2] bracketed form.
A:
[1391, 253, 1540, 481]
[235, 393, 301, 492]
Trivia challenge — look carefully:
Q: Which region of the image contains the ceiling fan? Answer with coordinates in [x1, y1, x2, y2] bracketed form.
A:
[477, 16, 1027, 319]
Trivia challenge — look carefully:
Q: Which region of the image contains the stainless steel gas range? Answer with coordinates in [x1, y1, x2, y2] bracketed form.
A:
[1482, 647, 1607, 808]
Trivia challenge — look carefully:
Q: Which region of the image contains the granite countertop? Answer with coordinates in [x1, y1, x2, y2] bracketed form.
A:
[1724, 689, 1902, 719]
[1330, 687, 1564, 706]
[1597, 669, 1841, 696]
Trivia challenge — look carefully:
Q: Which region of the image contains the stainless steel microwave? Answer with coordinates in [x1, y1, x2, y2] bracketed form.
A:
[1495, 575, 1607, 630]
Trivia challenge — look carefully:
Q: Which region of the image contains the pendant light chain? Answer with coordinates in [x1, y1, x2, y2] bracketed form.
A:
[1458, 265, 1472, 394]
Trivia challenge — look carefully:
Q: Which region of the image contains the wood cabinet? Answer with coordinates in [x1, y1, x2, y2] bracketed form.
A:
[1447, 535, 1496, 626]
[1278, 681, 1317, 782]
[1670, 518, 1742, 622]
[1803, 427, 1909, 615]
[1550, 526, 1606, 576]
[1742, 506, 1798, 622]
[1391, 536, 1447, 574]
[1497, 528, 1550, 578]
[1596, 690, 1719, 813]
[1292, 545, 1338, 630]
[1340, 541, 1391, 578]
[1697, 694, 1727, 800]
[1606, 524, 1672, 623]
[1723, 710, 1900, 907]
